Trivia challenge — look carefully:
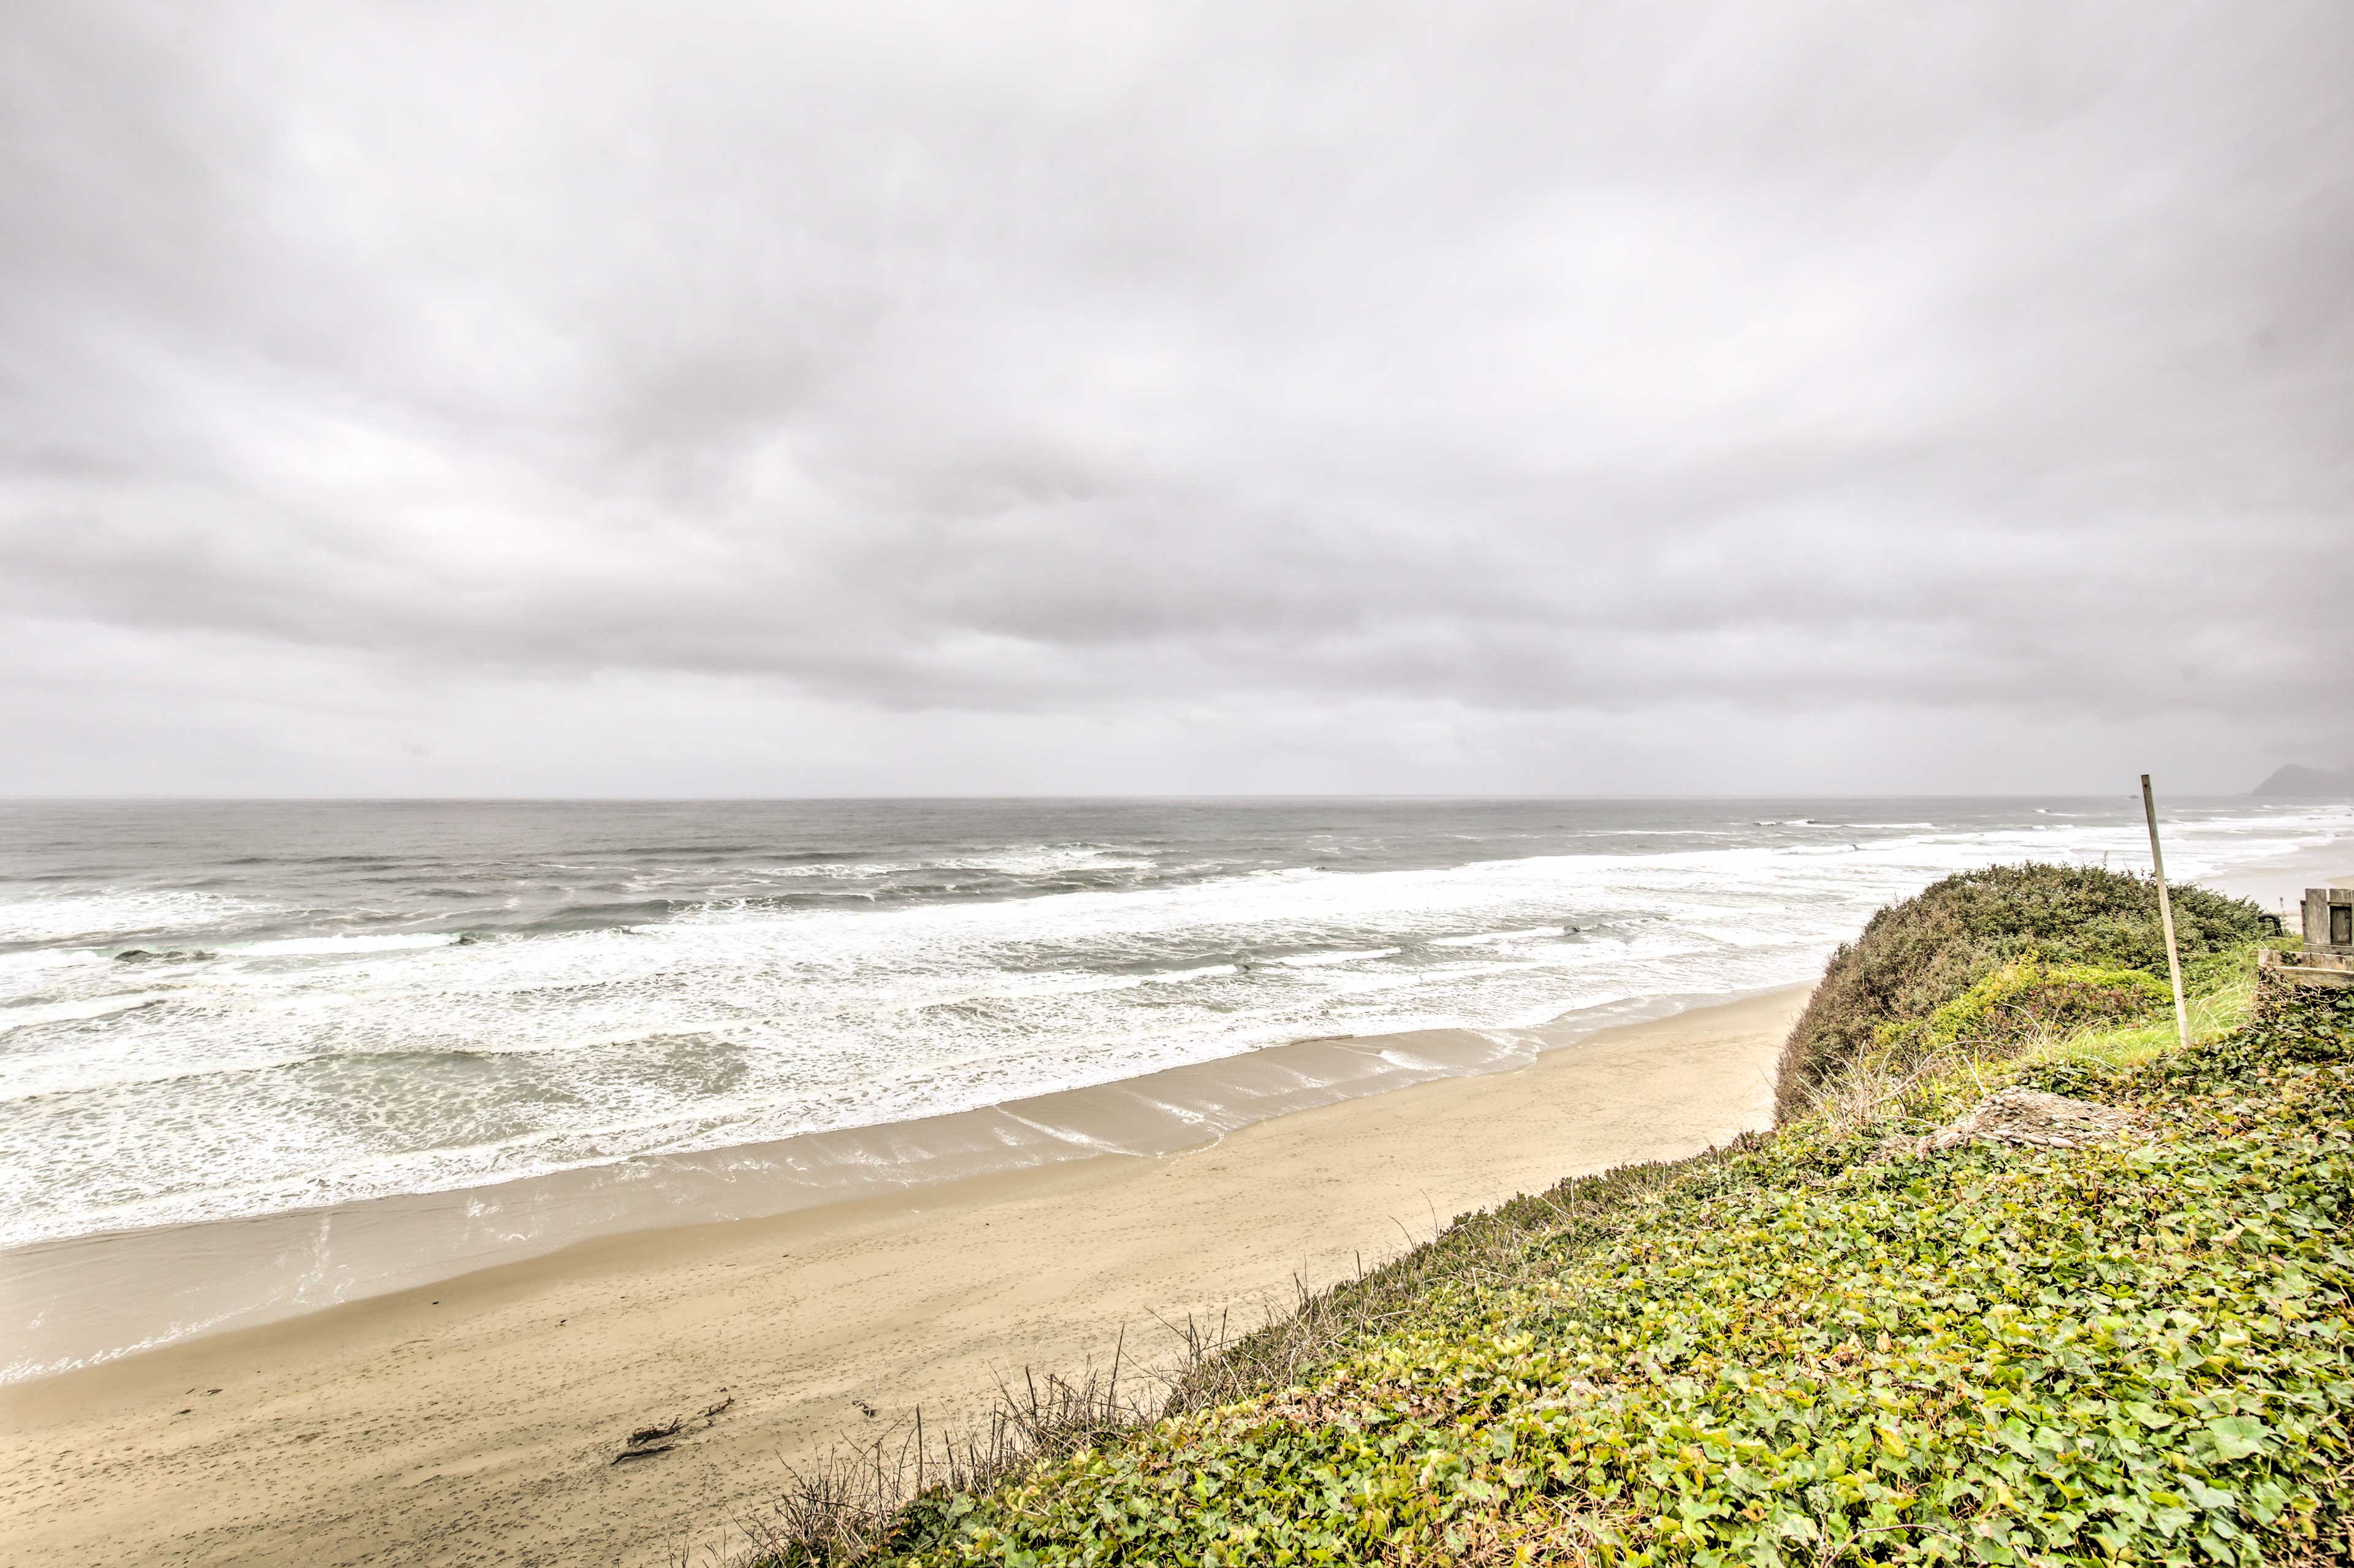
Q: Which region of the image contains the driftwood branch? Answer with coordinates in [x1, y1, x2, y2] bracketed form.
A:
[612, 1444, 674, 1465]
[614, 1390, 736, 1464]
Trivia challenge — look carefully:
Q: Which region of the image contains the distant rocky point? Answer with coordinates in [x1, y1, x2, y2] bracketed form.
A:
[2252, 763, 2354, 797]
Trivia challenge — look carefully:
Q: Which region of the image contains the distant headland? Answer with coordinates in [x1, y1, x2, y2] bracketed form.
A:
[2253, 763, 2354, 797]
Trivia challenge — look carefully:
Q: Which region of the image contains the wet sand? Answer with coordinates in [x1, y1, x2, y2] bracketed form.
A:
[0, 986, 1803, 1568]
[2210, 846, 2354, 920]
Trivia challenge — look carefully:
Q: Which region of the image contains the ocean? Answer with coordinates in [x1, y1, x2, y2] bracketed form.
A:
[2, 794, 2347, 1377]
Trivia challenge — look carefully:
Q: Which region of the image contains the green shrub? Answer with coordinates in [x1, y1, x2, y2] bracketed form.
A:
[1777, 864, 2262, 1118]
[1910, 958, 2173, 1051]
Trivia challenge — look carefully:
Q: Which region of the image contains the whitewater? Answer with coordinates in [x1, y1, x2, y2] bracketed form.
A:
[2, 796, 2345, 1255]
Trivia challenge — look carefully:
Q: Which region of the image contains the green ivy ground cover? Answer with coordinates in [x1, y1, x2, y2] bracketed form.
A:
[847, 988, 2353, 1567]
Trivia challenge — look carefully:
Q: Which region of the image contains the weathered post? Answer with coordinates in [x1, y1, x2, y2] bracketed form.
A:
[2139, 774, 2190, 1049]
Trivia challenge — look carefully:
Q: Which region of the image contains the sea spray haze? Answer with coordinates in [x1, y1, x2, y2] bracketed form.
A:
[1, 796, 2345, 1262]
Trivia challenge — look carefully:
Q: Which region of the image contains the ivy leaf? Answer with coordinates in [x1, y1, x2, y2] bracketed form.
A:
[2205, 1416, 2273, 1461]
[2183, 1477, 2237, 1511]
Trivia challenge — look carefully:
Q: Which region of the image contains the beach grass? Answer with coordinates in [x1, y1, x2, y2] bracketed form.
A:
[739, 888, 2352, 1566]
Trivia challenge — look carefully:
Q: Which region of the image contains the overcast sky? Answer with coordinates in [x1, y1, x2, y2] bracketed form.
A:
[3, 1, 2348, 797]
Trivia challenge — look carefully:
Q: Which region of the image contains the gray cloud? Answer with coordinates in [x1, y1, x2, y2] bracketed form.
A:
[3, 0, 2350, 794]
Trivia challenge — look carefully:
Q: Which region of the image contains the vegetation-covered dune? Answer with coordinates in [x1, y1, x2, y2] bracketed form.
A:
[752, 869, 2350, 1567]
[1772, 863, 2264, 1120]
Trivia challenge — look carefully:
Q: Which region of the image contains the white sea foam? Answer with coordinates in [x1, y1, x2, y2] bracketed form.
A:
[0, 992, 172, 1033]
[935, 847, 1154, 875]
[0, 948, 105, 981]
[1427, 926, 1568, 946]
[0, 889, 274, 944]
[235, 932, 462, 957]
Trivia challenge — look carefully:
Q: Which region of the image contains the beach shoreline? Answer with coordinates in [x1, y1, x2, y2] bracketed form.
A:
[0, 983, 1805, 1568]
[1, 983, 1777, 1389]
[2207, 839, 2354, 918]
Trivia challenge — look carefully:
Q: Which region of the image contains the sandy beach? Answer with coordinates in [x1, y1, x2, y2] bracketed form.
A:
[0, 985, 1801, 1567]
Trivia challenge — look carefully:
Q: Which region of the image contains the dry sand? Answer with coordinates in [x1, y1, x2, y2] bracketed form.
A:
[0, 986, 1803, 1568]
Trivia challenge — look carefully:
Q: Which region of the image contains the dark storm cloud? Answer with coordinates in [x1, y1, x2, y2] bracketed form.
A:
[2, 1, 2350, 791]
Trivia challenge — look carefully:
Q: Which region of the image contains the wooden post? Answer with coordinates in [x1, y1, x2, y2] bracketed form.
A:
[2141, 774, 2191, 1049]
